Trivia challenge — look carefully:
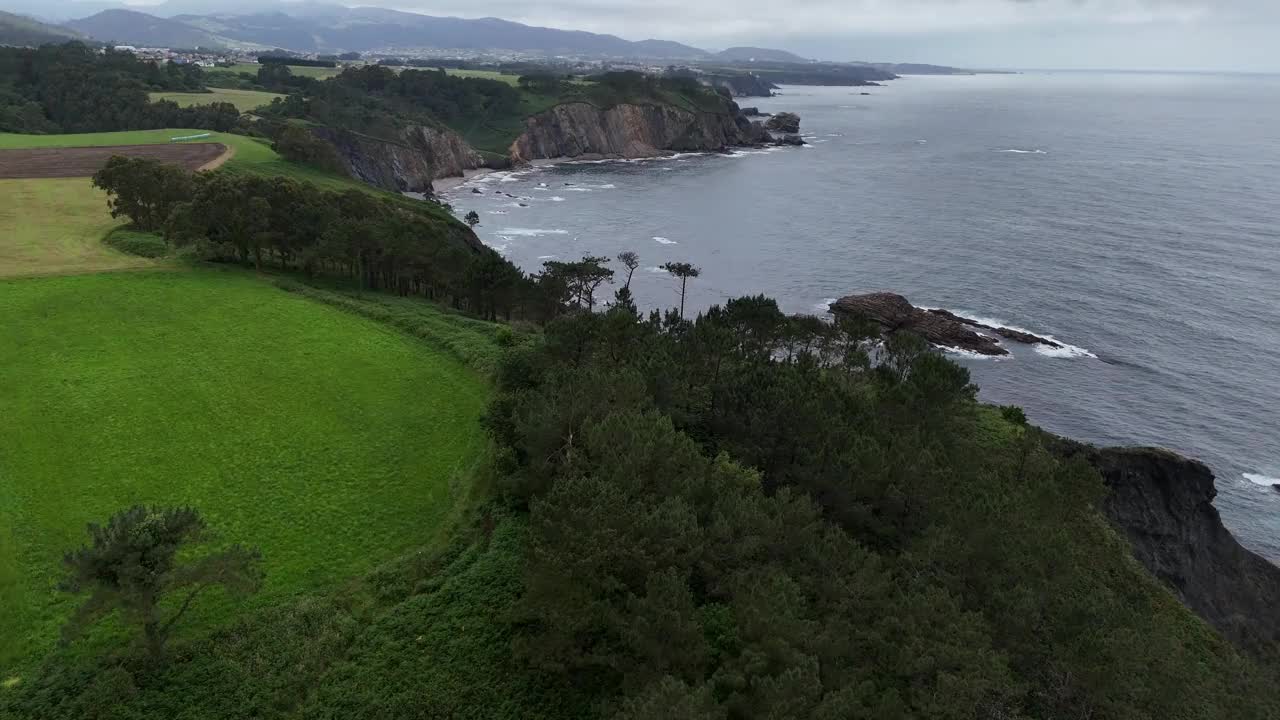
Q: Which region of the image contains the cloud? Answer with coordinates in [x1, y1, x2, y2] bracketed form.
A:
[370, 0, 1271, 40]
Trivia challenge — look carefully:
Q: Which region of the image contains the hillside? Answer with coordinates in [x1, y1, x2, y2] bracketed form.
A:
[63, 9, 224, 48]
[0, 10, 80, 46]
[177, 8, 710, 57]
[715, 45, 808, 62]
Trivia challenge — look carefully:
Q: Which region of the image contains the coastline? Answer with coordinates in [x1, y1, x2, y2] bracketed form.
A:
[432, 167, 495, 194]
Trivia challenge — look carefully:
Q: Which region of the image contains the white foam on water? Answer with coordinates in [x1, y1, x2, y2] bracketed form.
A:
[550, 196, 566, 202]
[814, 298, 837, 314]
[596, 183, 617, 189]
[486, 210, 508, 215]
[916, 139, 928, 144]
[537, 254, 557, 260]
[1033, 343, 1098, 359]
[940, 346, 1007, 361]
[502, 202, 526, 208]
[500, 228, 570, 236]
[660, 167, 673, 171]
[946, 309, 1097, 359]
[652, 236, 677, 245]
[533, 187, 550, 191]
[563, 187, 594, 192]
[647, 266, 667, 273]
[998, 148, 1048, 154]
[1244, 473, 1280, 487]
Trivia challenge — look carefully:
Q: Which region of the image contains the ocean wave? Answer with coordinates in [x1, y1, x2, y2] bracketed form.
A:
[814, 298, 837, 314]
[1244, 472, 1279, 486]
[646, 266, 668, 273]
[998, 148, 1048, 154]
[550, 196, 566, 202]
[502, 202, 529, 208]
[500, 228, 570, 236]
[596, 183, 617, 189]
[486, 210, 508, 215]
[562, 187, 594, 192]
[940, 346, 1008, 361]
[653, 236, 678, 245]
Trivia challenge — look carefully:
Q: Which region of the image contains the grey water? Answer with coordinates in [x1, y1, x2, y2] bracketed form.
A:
[442, 73, 1280, 561]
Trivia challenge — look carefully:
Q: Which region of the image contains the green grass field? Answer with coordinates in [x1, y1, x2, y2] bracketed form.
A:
[148, 87, 285, 112]
[227, 63, 343, 79]
[0, 269, 490, 675]
[0, 179, 148, 277]
[444, 68, 519, 86]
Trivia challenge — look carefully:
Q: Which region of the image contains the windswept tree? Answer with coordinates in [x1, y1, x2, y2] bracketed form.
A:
[540, 255, 614, 311]
[661, 261, 701, 319]
[464, 210, 481, 228]
[59, 505, 263, 663]
[92, 156, 196, 233]
[617, 250, 640, 290]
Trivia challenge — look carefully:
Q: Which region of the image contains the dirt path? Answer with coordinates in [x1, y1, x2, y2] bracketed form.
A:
[0, 143, 227, 179]
[198, 143, 236, 171]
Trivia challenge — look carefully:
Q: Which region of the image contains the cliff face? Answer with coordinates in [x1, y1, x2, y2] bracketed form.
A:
[312, 125, 484, 194]
[508, 102, 771, 162]
[1059, 443, 1280, 656]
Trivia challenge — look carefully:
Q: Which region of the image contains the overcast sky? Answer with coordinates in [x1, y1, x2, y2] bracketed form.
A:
[359, 0, 1279, 71]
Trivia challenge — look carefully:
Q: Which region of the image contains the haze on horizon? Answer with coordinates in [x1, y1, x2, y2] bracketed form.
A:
[35, 0, 1280, 72]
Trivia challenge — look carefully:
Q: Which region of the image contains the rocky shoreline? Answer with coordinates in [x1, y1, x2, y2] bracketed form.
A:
[830, 292, 1063, 356]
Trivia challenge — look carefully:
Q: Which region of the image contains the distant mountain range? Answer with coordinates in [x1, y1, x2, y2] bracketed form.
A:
[58, 5, 717, 58]
[0, 1, 975, 74]
[0, 9, 81, 45]
[64, 9, 222, 48]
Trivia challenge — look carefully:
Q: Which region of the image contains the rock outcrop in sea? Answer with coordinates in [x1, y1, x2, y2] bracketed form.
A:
[829, 292, 1062, 355]
[311, 124, 488, 194]
[765, 111, 801, 134]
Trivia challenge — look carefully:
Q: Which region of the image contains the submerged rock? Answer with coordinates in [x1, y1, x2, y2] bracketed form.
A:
[925, 308, 1063, 348]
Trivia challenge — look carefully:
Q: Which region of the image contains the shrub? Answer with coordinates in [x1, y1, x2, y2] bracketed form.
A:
[104, 228, 169, 258]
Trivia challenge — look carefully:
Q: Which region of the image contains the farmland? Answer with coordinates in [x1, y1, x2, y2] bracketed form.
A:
[149, 87, 286, 112]
[0, 179, 151, 277]
[227, 62, 343, 79]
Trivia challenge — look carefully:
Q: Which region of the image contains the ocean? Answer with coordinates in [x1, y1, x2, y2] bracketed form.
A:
[440, 72, 1280, 561]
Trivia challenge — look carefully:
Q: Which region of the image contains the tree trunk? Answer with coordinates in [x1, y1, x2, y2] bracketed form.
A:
[679, 277, 688, 319]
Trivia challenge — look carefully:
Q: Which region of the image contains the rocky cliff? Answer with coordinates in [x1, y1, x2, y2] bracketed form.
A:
[312, 125, 484, 194]
[508, 102, 773, 162]
[1056, 442, 1280, 657]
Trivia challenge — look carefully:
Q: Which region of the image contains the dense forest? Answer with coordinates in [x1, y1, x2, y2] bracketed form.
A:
[90, 156, 530, 318]
[6, 287, 1279, 719]
[0, 43, 238, 133]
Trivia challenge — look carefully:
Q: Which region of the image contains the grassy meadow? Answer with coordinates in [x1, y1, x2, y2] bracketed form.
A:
[0, 122, 501, 682]
[0, 269, 490, 674]
[0, 179, 149, 277]
[227, 63, 343, 79]
[148, 87, 285, 112]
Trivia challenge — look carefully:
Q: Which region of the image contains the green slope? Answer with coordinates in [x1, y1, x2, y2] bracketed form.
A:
[0, 269, 490, 675]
